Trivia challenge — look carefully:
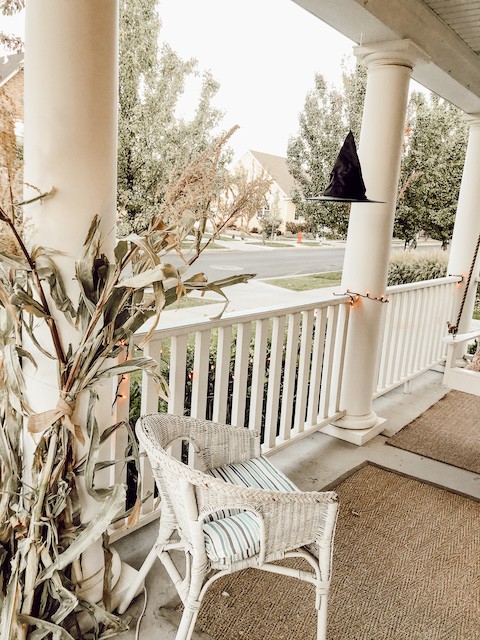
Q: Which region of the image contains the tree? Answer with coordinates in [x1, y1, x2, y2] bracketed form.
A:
[0, 0, 23, 53]
[395, 92, 468, 249]
[287, 63, 366, 237]
[258, 192, 282, 240]
[118, 0, 228, 234]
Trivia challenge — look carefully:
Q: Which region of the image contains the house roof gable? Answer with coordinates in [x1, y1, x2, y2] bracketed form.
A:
[0, 53, 24, 87]
[248, 150, 295, 198]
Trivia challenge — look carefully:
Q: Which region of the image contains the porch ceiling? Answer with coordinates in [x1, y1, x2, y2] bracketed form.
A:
[293, 0, 480, 113]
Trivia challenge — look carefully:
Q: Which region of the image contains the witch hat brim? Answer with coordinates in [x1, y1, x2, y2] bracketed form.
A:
[307, 131, 384, 204]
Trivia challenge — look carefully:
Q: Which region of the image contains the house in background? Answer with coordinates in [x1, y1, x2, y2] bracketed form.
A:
[0, 52, 24, 131]
[238, 149, 299, 233]
[0, 52, 24, 209]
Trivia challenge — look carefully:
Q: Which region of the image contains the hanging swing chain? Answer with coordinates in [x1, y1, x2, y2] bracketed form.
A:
[447, 233, 480, 336]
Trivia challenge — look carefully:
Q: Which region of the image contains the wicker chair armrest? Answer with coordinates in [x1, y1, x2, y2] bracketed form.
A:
[196, 480, 338, 561]
[138, 414, 261, 468]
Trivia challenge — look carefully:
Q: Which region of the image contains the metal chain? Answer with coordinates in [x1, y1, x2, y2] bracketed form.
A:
[447, 233, 480, 336]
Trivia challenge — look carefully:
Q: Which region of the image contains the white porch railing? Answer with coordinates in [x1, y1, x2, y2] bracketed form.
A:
[109, 275, 461, 539]
[375, 276, 461, 396]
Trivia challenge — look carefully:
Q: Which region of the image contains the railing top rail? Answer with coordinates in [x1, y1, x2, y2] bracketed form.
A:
[385, 275, 462, 295]
[135, 293, 351, 339]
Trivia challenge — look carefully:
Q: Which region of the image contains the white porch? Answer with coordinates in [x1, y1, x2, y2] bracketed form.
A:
[16, 0, 480, 637]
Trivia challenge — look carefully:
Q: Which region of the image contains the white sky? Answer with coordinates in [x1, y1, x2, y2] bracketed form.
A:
[2, 2, 358, 159]
[159, 0, 355, 159]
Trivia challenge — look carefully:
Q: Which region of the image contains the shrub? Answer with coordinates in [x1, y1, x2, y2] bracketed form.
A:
[285, 221, 309, 234]
[387, 250, 449, 286]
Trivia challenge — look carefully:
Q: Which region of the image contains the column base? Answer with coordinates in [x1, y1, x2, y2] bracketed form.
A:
[75, 556, 144, 630]
[110, 560, 145, 613]
[321, 415, 387, 446]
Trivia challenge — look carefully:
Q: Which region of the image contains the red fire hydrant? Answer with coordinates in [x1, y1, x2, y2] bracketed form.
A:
[297, 232, 302, 244]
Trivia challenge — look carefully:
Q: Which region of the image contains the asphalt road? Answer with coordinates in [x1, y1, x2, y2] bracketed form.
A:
[169, 241, 442, 281]
[179, 246, 347, 280]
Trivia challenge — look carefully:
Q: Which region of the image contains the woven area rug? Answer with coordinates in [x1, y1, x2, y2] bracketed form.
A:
[194, 464, 480, 640]
[387, 390, 480, 473]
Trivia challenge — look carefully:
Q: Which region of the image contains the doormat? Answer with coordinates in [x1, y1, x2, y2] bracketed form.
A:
[387, 389, 480, 474]
[194, 464, 480, 640]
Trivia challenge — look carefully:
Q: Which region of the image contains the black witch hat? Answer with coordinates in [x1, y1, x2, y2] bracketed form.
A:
[307, 131, 383, 203]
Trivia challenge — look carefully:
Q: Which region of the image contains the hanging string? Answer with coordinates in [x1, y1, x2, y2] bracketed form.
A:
[447, 233, 480, 336]
[334, 290, 389, 305]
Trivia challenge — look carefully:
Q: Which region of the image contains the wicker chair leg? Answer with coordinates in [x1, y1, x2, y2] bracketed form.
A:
[316, 594, 328, 640]
[117, 543, 159, 614]
[176, 604, 200, 640]
[175, 565, 206, 640]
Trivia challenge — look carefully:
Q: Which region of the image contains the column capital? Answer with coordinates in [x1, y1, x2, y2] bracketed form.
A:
[464, 113, 480, 129]
[354, 39, 429, 71]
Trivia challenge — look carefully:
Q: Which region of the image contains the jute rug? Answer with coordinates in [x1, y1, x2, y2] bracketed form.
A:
[194, 464, 480, 640]
[387, 390, 480, 473]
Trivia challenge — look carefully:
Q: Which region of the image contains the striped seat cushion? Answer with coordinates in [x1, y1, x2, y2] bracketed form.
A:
[202, 456, 299, 565]
[206, 456, 299, 492]
[203, 511, 261, 564]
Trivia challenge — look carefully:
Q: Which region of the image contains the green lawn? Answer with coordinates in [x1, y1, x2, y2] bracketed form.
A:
[265, 271, 342, 292]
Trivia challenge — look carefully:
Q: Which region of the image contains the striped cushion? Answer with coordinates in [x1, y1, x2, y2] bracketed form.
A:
[203, 511, 261, 564]
[206, 456, 299, 492]
[202, 457, 299, 564]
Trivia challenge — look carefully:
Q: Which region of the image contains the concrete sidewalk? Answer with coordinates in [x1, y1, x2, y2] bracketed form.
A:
[156, 279, 338, 329]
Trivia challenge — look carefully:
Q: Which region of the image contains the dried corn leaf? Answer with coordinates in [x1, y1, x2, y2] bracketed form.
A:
[0, 568, 19, 640]
[0, 250, 29, 270]
[123, 233, 159, 266]
[115, 263, 167, 289]
[17, 614, 75, 640]
[38, 483, 126, 583]
[34, 252, 76, 325]
[10, 285, 47, 318]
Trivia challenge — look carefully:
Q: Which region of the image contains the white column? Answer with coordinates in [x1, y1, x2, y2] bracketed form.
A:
[23, 0, 136, 609]
[332, 40, 426, 438]
[447, 116, 480, 338]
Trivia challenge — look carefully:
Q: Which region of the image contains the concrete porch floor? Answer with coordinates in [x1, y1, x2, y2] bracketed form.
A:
[113, 367, 480, 639]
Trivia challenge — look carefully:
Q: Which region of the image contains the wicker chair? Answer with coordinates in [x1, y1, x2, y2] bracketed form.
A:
[118, 414, 339, 640]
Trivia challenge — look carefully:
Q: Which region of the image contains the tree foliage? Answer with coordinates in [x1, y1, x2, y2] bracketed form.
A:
[289, 60, 468, 249]
[118, 0, 228, 234]
[395, 92, 468, 249]
[287, 62, 366, 237]
[0, 0, 24, 52]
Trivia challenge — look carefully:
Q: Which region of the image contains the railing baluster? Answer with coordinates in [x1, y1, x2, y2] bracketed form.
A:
[190, 330, 210, 420]
[279, 313, 301, 441]
[377, 293, 395, 390]
[231, 322, 252, 427]
[139, 338, 163, 515]
[264, 315, 286, 449]
[387, 293, 403, 387]
[168, 335, 188, 415]
[330, 303, 350, 414]
[403, 290, 420, 378]
[318, 305, 339, 420]
[306, 308, 328, 427]
[249, 319, 269, 431]
[168, 334, 188, 460]
[293, 310, 315, 434]
[212, 326, 232, 424]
